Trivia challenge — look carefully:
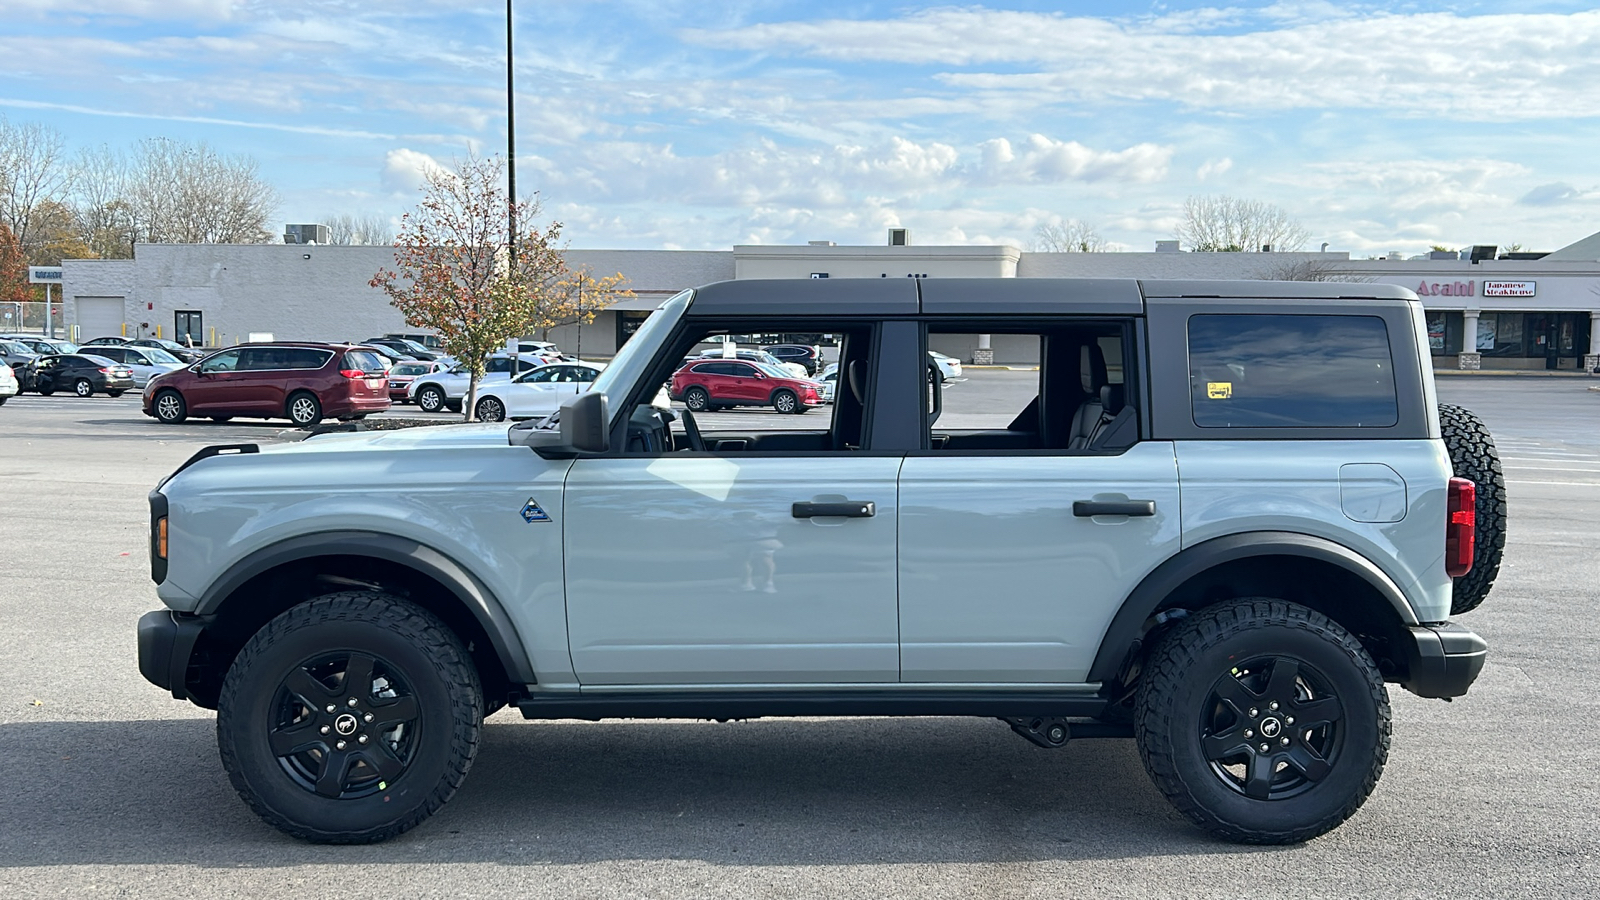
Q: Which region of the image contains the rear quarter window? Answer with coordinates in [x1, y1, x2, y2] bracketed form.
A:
[1188, 314, 1398, 428]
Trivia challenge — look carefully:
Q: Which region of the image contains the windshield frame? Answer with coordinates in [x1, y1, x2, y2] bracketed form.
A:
[588, 290, 691, 418]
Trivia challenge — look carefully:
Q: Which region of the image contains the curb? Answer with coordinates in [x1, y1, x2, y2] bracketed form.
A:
[1435, 369, 1595, 378]
[963, 365, 1041, 371]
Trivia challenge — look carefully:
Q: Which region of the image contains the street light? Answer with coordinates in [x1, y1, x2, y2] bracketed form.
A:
[506, 0, 517, 264]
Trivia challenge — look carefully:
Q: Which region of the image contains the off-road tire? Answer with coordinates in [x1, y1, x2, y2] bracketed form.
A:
[73, 378, 93, 397]
[1135, 599, 1390, 844]
[216, 591, 483, 844]
[684, 387, 710, 412]
[1438, 404, 1506, 614]
[288, 391, 322, 426]
[153, 389, 187, 424]
[416, 385, 446, 413]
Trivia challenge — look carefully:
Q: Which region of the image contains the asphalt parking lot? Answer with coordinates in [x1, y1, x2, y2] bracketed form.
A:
[1, 377, 1598, 898]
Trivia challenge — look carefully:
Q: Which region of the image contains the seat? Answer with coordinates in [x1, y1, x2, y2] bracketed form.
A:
[1067, 344, 1108, 449]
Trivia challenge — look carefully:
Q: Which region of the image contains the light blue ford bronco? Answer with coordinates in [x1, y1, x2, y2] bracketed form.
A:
[137, 278, 1503, 845]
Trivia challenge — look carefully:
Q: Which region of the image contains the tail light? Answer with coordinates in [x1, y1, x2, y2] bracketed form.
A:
[1445, 477, 1476, 578]
[339, 369, 365, 378]
[99, 367, 111, 373]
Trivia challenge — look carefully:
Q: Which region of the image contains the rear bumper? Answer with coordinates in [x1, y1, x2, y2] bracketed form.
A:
[137, 609, 206, 700]
[1400, 621, 1487, 699]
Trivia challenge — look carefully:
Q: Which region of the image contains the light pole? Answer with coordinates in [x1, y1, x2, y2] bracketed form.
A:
[506, 0, 517, 264]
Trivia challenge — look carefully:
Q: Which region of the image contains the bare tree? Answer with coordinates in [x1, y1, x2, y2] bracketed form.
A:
[1031, 219, 1107, 253]
[125, 138, 278, 244]
[0, 117, 75, 256]
[322, 213, 394, 245]
[1260, 258, 1372, 283]
[1176, 195, 1309, 252]
[73, 145, 137, 259]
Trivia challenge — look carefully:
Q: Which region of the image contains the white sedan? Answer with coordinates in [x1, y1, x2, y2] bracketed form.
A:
[470, 362, 604, 422]
[407, 355, 545, 413]
[930, 350, 963, 381]
[93, 344, 187, 388]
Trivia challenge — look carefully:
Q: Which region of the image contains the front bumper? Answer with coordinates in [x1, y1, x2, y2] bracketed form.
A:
[137, 609, 207, 700]
[1400, 621, 1487, 699]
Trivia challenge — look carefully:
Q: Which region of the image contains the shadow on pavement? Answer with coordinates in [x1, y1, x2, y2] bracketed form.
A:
[0, 716, 1266, 868]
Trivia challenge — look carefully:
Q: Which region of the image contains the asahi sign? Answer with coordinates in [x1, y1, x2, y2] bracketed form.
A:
[1482, 280, 1536, 297]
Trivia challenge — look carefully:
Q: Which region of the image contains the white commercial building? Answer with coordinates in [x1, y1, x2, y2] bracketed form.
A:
[57, 229, 1600, 370]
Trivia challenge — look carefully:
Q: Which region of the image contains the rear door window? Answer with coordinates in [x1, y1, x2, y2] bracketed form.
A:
[1187, 314, 1398, 428]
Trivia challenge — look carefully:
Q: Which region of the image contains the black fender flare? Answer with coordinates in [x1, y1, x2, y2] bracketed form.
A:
[195, 530, 537, 685]
[1086, 531, 1418, 683]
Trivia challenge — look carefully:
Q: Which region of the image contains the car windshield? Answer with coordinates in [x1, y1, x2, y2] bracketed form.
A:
[0, 340, 27, 354]
[143, 348, 182, 364]
[754, 363, 792, 379]
[47, 340, 78, 353]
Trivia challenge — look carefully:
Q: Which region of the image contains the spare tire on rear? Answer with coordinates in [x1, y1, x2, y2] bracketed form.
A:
[1438, 404, 1506, 615]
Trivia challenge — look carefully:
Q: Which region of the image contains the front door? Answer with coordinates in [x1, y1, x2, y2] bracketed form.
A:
[563, 456, 902, 685]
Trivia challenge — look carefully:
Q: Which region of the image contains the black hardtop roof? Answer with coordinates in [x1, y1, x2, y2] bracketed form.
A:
[685, 277, 1417, 317]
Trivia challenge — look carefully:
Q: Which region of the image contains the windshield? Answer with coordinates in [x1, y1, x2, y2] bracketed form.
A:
[755, 363, 792, 379]
[589, 290, 691, 403]
[144, 348, 182, 364]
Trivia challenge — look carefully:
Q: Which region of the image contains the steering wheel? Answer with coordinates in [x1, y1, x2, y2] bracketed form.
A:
[679, 408, 706, 452]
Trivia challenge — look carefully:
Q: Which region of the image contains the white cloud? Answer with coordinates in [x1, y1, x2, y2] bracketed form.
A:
[1197, 157, 1232, 180]
[1293, 158, 1529, 214]
[687, 8, 1600, 120]
[975, 135, 1170, 184]
[1, 0, 238, 19]
[381, 148, 446, 194]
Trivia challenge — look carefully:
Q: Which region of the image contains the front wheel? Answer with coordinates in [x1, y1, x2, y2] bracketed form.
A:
[415, 386, 445, 413]
[216, 591, 483, 843]
[288, 392, 322, 426]
[74, 379, 94, 397]
[475, 396, 506, 422]
[771, 389, 799, 414]
[153, 389, 187, 424]
[1135, 599, 1389, 844]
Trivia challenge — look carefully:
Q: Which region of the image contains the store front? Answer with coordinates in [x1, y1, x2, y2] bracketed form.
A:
[1425, 310, 1592, 370]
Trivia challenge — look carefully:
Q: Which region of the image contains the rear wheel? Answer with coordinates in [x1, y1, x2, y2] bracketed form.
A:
[475, 396, 506, 422]
[288, 392, 322, 426]
[416, 386, 445, 413]
[1438, 404, 1506, 614]
[684, 387, 709, 412]
[1136, 599, 1389, 844]
[216, 591, 482, 843]
[153, 389, 187, 424]
[74, 378, 93, 397]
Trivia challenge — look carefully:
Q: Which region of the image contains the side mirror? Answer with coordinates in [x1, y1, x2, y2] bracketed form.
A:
[559, 390, 609, 453]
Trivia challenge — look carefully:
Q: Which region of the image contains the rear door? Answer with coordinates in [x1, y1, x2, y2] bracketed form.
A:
[897, 320, 1181, 684]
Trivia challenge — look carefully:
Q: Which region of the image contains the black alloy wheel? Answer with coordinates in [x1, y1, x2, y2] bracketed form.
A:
[1136, 599, 1388, 844]
[217, 591, 483, 844]
[475, 396, 506, 422]
[288, 392, 322, 426]
[684, 387, 710, 412]
[73, 378, 93, 397]
[153, 389, 187, 424]
[416, 385, 445, 413]
[771, 389, 798, 414]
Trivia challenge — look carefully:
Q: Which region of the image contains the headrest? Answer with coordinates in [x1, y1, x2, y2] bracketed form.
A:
[1080, 343, 1107, 394]
[847, 359, 867, 404]
[1100, 383, 1125, 415]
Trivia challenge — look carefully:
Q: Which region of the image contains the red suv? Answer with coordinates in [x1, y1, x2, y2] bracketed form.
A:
[142, 343, 390, 426]
[669, 359, 821, 414]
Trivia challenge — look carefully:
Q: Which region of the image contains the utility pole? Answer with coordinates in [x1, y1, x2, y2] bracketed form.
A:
[506, 0, 517, 265]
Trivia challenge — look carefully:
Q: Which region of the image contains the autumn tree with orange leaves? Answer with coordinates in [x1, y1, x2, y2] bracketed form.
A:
[0, 224, 29, 305]
[371, 155, 571, 421]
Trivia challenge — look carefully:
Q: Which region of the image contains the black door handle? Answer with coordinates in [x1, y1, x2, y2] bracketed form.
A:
[793, 501, 876, 518]
[1073, 500, 1157, 517]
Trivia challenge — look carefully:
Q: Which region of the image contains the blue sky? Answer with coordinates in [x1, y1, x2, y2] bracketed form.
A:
[3, 0, 1599, 254]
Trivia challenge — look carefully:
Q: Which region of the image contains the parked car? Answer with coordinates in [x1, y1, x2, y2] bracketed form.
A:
[88, 344, 187, 388]
[142, 343, 390, 426]
[0, 339, 39, 389]
[122, 338, 204, 364]
[762, 343, 823, 375]
[362, 338, 441, 361]
[471, 362, 604, 422]
[407, 354, 545, 413]
[3, 335, 79, 355]
[82, 336, 132, 347]
[818, 362, 838, 403]
[385, 360, 443, 403]
[382, 332, 444, 351]
[929, 350, 962, 381]
[352, 342, 406, 368]
[0, 363, 17, 405]
[696, 347, 809, 379]
[30, 353, 135, 397]
[671, 358, 822, 414]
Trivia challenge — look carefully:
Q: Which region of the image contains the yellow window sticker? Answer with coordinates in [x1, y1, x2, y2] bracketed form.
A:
[1206, 382, 1233, 399]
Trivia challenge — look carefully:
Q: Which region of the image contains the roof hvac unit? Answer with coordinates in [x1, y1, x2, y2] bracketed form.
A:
[888, 228, 909, 246]
[284, 224, 331, 245]
[1468, 245, 1498, 262]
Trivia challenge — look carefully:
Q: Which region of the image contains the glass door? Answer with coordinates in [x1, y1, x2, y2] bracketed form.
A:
[174, 310, 203, 347]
